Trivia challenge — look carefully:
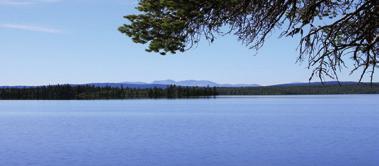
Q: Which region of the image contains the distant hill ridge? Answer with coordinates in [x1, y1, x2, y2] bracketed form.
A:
[151, 80, 259, 87]
[0, 80, 377, 89]
[0, 80, 259, 89]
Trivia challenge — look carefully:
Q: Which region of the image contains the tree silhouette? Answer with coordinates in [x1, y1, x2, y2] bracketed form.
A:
[119, 0, 378, 82]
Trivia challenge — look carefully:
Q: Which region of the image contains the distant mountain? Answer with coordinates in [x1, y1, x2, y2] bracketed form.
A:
[4, 81, 374, 89]
[151, 80, 178, 85]
[85, 83, 167, 89]
[152, 80, 218, 87]
[0, 80, 258, 89]
[0, 86, 31, 89]
[152, 80, 259, 87]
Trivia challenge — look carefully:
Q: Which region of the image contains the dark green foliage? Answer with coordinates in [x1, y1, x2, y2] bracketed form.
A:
[0, 85, 218, 100]
[120, 0, 378, 81]
[1, 84, 378, 100]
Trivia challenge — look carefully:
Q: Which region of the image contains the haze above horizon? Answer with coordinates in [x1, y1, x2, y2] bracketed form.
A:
[1, 0, 377, 86]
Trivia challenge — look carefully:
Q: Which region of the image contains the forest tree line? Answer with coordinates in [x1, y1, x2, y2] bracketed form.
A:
[0, 85, 218, 100]
[1, 84, 379, 100]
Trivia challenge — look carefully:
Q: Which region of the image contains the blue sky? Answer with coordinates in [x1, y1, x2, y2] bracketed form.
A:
[0, 0, 376, 86]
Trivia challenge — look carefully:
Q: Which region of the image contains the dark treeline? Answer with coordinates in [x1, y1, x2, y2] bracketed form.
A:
[1, 84, 379, 100]
[218, 84, 379, 95]
[0, 85, 218, 100]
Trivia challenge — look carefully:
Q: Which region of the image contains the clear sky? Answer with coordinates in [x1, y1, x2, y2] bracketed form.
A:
[0, 0, 377, 86]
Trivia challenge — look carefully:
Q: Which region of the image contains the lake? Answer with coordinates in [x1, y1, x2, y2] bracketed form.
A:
[0, 95, 378, 166]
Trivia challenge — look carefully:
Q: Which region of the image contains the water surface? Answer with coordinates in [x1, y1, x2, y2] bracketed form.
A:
[0, 95, 378, 166]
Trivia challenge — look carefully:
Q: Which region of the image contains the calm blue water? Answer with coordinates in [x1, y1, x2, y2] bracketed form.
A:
[0, 95, 378, 166]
